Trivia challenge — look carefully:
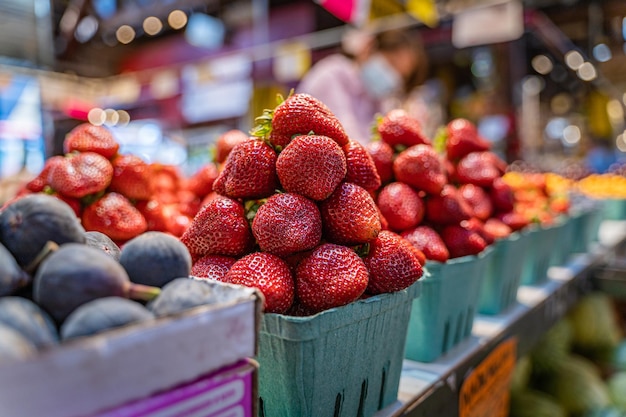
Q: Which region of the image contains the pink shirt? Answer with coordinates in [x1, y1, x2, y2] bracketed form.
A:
[297, 54, 382, 145]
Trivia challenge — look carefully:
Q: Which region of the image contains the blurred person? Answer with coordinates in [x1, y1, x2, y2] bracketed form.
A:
[297, 27, 428, 144]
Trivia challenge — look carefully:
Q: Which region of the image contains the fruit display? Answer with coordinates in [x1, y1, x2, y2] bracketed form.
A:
[577, 174, 626, 199]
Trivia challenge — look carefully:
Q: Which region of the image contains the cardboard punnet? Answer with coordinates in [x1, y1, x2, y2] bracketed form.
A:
[0, 280, 263, 417]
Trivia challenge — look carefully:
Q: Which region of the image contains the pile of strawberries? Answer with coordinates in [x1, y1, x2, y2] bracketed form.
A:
[366, 109, 529, 261]
[181, 93, 424, 315]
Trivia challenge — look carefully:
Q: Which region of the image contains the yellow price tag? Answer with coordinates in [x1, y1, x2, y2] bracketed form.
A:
[406, 0, 439, 27]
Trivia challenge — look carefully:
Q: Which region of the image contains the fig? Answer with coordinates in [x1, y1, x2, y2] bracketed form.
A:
[84, 231, 121, 261]
[0, 297, 58, 348]
[0, 324, 36, 364]
[0, 194, 85, 271]
[61, 297, 154, 340]
[0, 242, 30, 296]
[148, 278, 229, 317]
[119, 231, 192, 287]
[33, 244, 160, 323]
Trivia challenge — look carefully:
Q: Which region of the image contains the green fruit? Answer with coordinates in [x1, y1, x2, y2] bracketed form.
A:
[509, 389, 566, 417]
[607, 372, 626, 410]
[510, 355, 532, 392]
[568, 292, 621, 355]
[530, 318, 573, 375]
[0, 297, 58, 348]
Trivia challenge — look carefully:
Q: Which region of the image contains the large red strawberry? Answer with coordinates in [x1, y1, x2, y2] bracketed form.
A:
[82, 192, 147, 242]
[180, 196, 254, 260]
[192, 255, 238, 281]
[425, 184, 473, 225]
[223, 252, 294, 314]
[108, 154, 153, 201]
[295, 243, 368, 313]
[490, 177, 515, 212]
[459, 184, 493, 221]
[319, 182, 381, 246]
[186, 163, 219, 198]
[26, 156, 64, 192]
[254, 93, 349, 150]
[64, 124, 120, 159]
[441, 224, 487, 258]
[276, 135, 346, 201]
[215, 129, 249, 164]
[393, 145, 446, 195]
[343, 140, 381, 192]
[48, 152, 113, 198]
[363, 230, 423, 294]
[213, 139, 278, 200]
[401, 225, 450, 262]
[456, 152, 501, 187]
[377, 109, 431, 148]
[445, 118, 490, 161]
[377, 182, 424, 231]
[251, 193, 322, 257]
[365, 141, 394, 184]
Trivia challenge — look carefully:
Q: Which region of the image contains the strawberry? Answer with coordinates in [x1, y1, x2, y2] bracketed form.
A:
[164, 212, 192, 237]
[213, 139, 278, 199]
[484, 151, 507, 174]
[200, 191, 221, 208]
[108, 154, 153, 201]
[490, 177, 515, 212]
[393, 145, 446, 195]
[26, 156, 64, 192]
[254, 93, 349, 150]
[295, 243, 368, 313]
[82, 192, 147, 242]
[215, 129, 249, 163]
[136, 199, 168, 232]
[180, 196, 254, 260]
[191, 255, 237, 280]
[223, 252, 294, 314]
[48, 152, 113, 198]
[63, 123, 119, 159]
[377, 206, 390, 231]
[484, 218, 513, 239]
[459, 184, 493, 221]
[276, 135, 347, 201]
[186, 163, 219, 198]
[343, 140, 381, 192]
[377, 182, 424, 231]
[401, 225, 450, 263]
[461, 217, 495, 245]
[177, 190, 203, 218]
[52, 193, 83, 218]
[441, 224, 487, 259]
[363, 230, 423, 294]
[377, 109, 431, 148]
[445, 118, 490, 161]
[251, 193, 322, 257]
[151, 164, 182, 202]
[496, 211, 530, 232]
[365, 141, 394, 184]
[455, 152, 500, 187]
[319, 182, 381, 246]
[425, 184, 473, 225]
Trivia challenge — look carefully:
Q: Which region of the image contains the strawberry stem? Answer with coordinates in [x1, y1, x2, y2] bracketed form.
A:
[126, 283, 161, 301]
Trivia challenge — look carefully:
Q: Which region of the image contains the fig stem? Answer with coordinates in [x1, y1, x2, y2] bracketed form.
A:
[24, 241, 59, 274]
[127, 283, 161, 301]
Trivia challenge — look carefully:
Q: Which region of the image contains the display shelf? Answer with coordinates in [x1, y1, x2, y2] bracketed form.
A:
[373, 220, 626, 417]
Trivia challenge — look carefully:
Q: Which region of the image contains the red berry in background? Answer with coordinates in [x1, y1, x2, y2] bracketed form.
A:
[445, 118, 490, 161]
[425, 184, 473, 225]
[319, 182, 381, 246]
[82, 192, 147, 242]
[186, 163, 220, 198]
[164, 212, 192, 238]
[490, 177, 515, 212]
[365, 141, 394, 184]
[459, 184, 493, 221]
[456, 152, 501, 187]
[295, 243, 368, 313]
[213, 139, 278, 200]
[63, 123, 120, 159]
[108, 154, 153, 201]
[48, 152, 113, 199]
[377, 182, 424, 232]
[441, 224, 487, 259]
[496, 211, 530, 232]
[393, 144, 446, 195]
[52, 193, 82, 218]
[401, 225, 450, 263]
[343, 140, 381, 192]
[276, 135, 347, 201]
[377, 109, 431, 148]
[364, 231, 423, 294]
[223, 252, 294, 314]
[252, 193, 322, 257]
[26, 156, 64, 192]
[136, 199, 168, 232]
[192, 255, 238, 281]
[215, 129, 249, 164]
[461, 217, 495, 245]
[483, 218, 513, 240]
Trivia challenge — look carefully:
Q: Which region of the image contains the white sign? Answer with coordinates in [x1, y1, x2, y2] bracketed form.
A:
[452, 0, 524, 48]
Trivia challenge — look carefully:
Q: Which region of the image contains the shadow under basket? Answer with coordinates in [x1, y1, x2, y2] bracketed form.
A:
[404, 247, 493, 363]
[257, 280, 421, 417]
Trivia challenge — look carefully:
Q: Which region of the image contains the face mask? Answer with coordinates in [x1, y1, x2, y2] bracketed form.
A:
[360, 54, 402, 99]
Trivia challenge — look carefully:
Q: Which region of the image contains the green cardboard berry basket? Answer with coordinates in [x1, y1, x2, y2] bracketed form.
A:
[258, 280, 421, 417]
[521, 222, 560, 286]
[570, 203, 604, 253]
[602, 198, 626, 221]
[404, 246, 493, 363]
[549, 216, 574, 267]
[478, 231, 530, 315]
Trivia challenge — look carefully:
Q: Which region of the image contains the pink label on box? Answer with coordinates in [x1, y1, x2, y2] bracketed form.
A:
[95, 360, 253, 417]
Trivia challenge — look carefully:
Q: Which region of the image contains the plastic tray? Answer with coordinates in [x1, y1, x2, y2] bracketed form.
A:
[258, 280, 421, 417]
[521, 223, 560, 286]
[404, 247, 493, 363]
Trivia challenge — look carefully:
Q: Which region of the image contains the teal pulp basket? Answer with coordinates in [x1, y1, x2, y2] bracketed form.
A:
[258, 280, 421, 417]
[521, 223, 560, 286]
[602, 198, 626, 220]
[549, 216, 574, 267]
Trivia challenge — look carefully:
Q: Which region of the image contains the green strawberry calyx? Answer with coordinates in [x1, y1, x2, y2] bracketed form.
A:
[432, 126, 448, 155]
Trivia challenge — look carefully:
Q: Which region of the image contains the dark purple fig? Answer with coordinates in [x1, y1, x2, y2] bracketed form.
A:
[33, 244, 160, 323]
[0, 324, 36, 364]
[120, 231, 192, 288]
[61, 297, 154, 340]
[148, 278, 229, 317]
[0, 194, 85, 272]
[0, 297, 58, 348]
[84, 231, 121, 261]
[0, 242, 30, 296]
